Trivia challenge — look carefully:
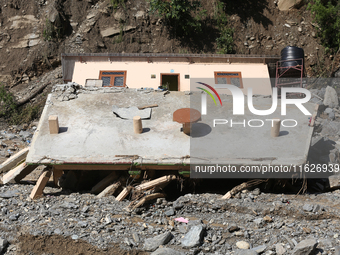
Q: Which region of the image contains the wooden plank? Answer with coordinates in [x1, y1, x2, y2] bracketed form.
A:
[309, 104, 319, 127]
[329, 175, 340, 189]
[91, 171, 118, 194]
[116, 186, 132, 201]
[52, 168, 63, 187]
[2, 162, 37, 184]
[134, 175, 176, 192]
[132, 193, 165, 210]
[29, 170, 52, 200]
[97, 181, 122, 198]
[0, 147, 29, 174]
[138, 104, 158, 110]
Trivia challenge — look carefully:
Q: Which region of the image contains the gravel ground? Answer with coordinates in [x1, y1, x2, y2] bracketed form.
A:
[0, 86, 339, 254]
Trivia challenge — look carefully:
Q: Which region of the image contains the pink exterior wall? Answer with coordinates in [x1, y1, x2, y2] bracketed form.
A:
[72, 61, 272, 95]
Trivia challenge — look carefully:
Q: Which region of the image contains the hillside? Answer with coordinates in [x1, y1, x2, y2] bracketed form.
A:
[0, 0, 338, 124]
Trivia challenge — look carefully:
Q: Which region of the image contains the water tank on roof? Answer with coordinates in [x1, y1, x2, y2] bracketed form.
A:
[280, 46, 304, 67]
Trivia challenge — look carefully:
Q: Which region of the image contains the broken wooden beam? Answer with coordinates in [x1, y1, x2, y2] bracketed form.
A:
[138, 104, 158, 110]
[222, 180, 267, 199]
[116, 186, 132, 201]
[0, 147, 29, 174]
[52, 168, 63, 187]
[91, 171, 119, 194]
[134, 175, 176, 192]
[97, 180, 122, 198]
[1, 162, 37, 184]
[29, 169, 52, 199]
[309, 104, 319, 127]
[132, 193, 165, 210]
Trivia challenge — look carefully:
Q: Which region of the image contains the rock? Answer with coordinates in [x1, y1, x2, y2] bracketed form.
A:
[71, 235, 79, 240]
[303, 227, 311, 234]
[151, 248, 185, 255]
[100, 25, 136, 37]
[0, 190, 19, 198]
[252, 245, 266, 253]
[276, 243, 286, 255]
[329, 111, 336, 120]
[19, 130, 32, 139]
[164, 208, 175, 216]
[132, 233, 140, 243]
[9, 213, 20, 221]
[323, 86, 339, 108]
[236, 241, 250, 249]
[263, 215, 273, 222]
[78, 221, 88, 228]
[325, 108, 333, 114]
[235, 250, 258, 255]
[318, 238, 333, 248]
[303, 204, 313, 212]
[228, 223, 240, 232]
[278, 0, 304, 11]
[173, 201, 184, 210]
[0, 238, 8, 253]
[181, 225, 205, 248]
[54, 228, 62, 235]
[252, 188, 261, 195]
[253, 218, 265, 227]
[144, 232, 173, 251]
[335, 246, 340, 255]
[292, 238, 317, 255]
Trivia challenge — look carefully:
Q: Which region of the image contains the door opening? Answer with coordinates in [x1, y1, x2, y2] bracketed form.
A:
[161, 74, 179, 91]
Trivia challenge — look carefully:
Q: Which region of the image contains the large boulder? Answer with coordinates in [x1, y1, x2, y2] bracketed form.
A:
[292, 238, 318, 255]
[144, 232, 173, 251]
[323, 86, 339, 108]
[181, 225, 205, 248]
[278, 0, 305, 11]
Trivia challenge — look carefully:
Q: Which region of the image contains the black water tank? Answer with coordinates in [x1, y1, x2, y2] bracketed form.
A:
[280, 46, 304, 67]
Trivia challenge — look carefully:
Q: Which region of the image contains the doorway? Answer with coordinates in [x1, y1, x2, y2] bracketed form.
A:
[161, 74, 179, 91]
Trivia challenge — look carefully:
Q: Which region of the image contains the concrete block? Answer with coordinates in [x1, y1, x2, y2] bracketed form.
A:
[85, 79, 103, 87]
[49, 115, 59, 134]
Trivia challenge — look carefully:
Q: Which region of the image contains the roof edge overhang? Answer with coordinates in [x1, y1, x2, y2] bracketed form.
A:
[61, 53, 280, 65]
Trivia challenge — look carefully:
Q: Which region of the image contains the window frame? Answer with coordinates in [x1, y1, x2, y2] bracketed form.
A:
[214, 71, 243, 88]
[99, 70, 127, 87]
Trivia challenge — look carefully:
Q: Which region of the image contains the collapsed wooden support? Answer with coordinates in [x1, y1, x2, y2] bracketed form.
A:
[52, 168, 63, 187]
[29, 169, 52, 200]
[97, 177, 125, 198]
[0, 147, 29, 174]
[116, 186, 133, 201]
[222, 180, 267, 199]
[91, 171, 119, 194]
[134, 175, 177, 192]
[117, 175, 176, 204]
[131, 193, 165, 210]
[2, 162, 37, 184]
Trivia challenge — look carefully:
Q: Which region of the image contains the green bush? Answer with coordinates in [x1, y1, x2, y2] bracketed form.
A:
[0, 86, 40, 124]
[308, 0, 340, 51]
[43, 18, 56, 41]
[215, 0, 234, 54]
[111, 0, 126, 9]
[150, 0, 206, 37]
[0, 86, 17, 117]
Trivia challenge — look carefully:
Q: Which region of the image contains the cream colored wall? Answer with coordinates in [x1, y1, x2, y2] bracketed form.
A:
[72, 61, 272, 95]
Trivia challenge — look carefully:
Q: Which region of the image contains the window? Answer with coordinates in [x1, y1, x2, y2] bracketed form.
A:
[99, 71, 127, 87]
[214, 72, 243, 88]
